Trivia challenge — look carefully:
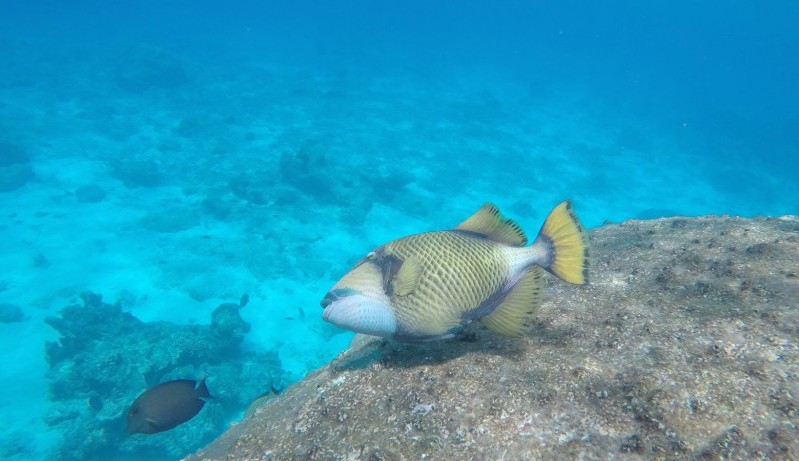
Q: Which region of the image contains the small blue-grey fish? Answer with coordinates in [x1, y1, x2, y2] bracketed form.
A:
[321, 201, 588, 342]
[126, 378, 213, 434]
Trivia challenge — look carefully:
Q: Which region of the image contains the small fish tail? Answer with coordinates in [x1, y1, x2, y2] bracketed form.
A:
[534, 200, 589, 284]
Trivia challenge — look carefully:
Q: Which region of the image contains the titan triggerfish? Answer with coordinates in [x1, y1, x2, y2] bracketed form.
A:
[321, 201, 589, 342]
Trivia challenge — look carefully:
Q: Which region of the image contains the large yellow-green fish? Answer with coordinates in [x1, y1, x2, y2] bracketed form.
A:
[321, 201, 589, 342]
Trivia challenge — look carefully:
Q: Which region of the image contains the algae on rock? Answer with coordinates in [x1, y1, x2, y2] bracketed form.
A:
[189, 216, 799, 461]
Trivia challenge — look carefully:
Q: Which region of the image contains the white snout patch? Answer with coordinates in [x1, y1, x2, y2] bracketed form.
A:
[322, 294, 397, 338]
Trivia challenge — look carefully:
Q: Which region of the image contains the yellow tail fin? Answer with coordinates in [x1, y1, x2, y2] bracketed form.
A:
[536, 201, 589, 284]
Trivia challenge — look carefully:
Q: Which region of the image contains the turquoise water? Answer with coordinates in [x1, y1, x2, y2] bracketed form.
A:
[0, 1, 797, 459]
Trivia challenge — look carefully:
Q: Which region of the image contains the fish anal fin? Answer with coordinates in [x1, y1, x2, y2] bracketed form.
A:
[392, 256, 423, 297]
[455, 203, 527, 247]
[480, 267, 544, 337]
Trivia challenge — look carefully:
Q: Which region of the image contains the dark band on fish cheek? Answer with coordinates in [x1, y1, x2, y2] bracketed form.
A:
[374, 249, 403, 296]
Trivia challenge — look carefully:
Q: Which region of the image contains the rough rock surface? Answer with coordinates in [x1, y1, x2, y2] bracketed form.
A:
[189, 216, 799, 461]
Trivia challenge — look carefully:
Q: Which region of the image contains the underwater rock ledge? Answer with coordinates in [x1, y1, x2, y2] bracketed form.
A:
[188, 215, 799, 461]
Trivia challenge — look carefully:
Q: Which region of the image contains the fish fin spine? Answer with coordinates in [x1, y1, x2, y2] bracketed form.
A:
[480, 267, 544, 337]
[535, 200, 589, 285]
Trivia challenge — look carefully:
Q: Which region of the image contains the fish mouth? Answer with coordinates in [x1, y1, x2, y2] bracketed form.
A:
[320, 291, 397, 337]
[320, 288, 359, 309]
[322, 304, 335, 322]
[320, 292, 337, 309]
[321, 290, 355, 323]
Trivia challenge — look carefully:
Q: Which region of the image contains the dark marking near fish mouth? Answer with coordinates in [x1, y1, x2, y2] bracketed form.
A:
[320, 292, 336, 309]
[320, 288, 359, 308]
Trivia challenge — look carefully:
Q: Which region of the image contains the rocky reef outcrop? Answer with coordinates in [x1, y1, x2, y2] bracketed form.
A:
[189, 215, 799, 460]
[45, 293, 287, 461]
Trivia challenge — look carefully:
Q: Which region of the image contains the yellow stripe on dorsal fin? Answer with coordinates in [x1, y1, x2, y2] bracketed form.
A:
[480, 267, 544, 337]
[455, 203, 528, 247]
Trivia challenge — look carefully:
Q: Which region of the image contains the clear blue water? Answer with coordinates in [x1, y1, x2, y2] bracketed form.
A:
[0, 1, 796, 459]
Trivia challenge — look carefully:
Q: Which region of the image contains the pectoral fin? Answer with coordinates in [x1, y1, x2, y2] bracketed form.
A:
[392, 256, 423, 296]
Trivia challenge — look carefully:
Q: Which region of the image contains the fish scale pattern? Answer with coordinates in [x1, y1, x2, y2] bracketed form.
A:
[384, 231, 512, 337]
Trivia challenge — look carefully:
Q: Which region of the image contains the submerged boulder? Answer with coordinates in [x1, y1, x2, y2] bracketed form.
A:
[189, 215, 799, 460]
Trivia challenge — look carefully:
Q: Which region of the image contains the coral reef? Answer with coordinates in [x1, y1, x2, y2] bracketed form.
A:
[140, 205, 200, 233]
[109, 159, 164, 188]
[0, 430, 34, 459]
[189, 215, 799, 460]
[114, 45, 188, 93]
[44, 292, 287, 461]
[228, 173, 271, 206]
[0, 141, 30, 166]
[0, 141, 34, 192]
[74, 185, 106, 203]
[201, 193, 236, 219]
[275, 138, 423, 226]
[0, 302, 24, 323]
[278, 140, 335, 204]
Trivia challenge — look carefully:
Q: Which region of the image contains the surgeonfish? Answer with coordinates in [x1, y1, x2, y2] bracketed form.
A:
[321, 201, 588, 342]
[126, 378, 213, 434]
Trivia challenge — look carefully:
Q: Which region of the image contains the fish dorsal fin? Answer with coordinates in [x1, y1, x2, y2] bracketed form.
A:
[480, 267, 544, 337]
[391, 256, 423, 296]
[455, 203, 527, 246]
